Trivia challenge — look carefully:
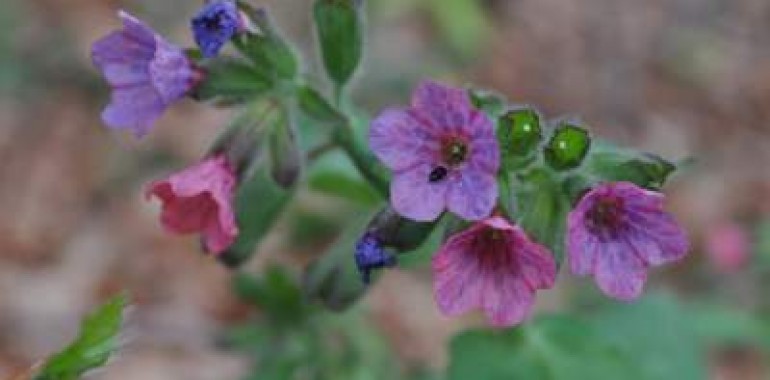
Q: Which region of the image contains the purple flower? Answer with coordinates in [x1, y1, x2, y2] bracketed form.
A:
[192, 0, 245, 58]
[433, 216, 556, 327]
[92, 11, 198, 137]
[355, 233, 396, 284]
[567, 182, 689, 300]
[369, 81, 500, 222]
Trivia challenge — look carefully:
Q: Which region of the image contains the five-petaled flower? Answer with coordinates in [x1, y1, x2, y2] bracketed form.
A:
[433, 216, 556, 327]
[147, 155, 238, 254]
[192, 0, 245, 58]
[369, 81, 500, 222]
[567, 182, 689, 300]
[355, 233, 397, 284]
[92, 10, 199, 137]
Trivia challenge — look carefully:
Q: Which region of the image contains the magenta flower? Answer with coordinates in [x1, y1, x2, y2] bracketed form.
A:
[92, 10, 199, 137]
[147, 155, 238, 254]
[432, 216, 556, 327]
[369, 81, 499, 222]
[567, 182, 689, 300]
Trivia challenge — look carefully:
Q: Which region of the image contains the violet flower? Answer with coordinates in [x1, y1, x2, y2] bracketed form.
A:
[92, 11, 198, 137]
[147, 155, 238, 254]
[369, 80, 500, 222]
[567, 182, 689, 300]
[433, 216, 556, 327]
[355, 233, 397, 284]
[191, 0, 245, 58]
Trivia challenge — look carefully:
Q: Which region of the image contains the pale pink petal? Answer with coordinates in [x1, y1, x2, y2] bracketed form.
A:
[391, 163, 448, 222]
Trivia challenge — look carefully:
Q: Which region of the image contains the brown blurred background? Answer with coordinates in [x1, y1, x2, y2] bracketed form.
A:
[1, 0, 769, 378]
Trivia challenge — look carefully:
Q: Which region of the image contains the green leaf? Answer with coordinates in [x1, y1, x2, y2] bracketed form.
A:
[313, 0, 363, 88]
[35, 294, 127, 380]
[590, 294, 706, 380]
[448, 315, 638, 380]
[193, 59, 272, 102]
[513, 168, 570, 266]
[584, 143, 676, 190]
[543, 122, 591, 171]
[468, 88, 506, 118]
[267, 104, 303, 188]
[219, 168, 294, 267]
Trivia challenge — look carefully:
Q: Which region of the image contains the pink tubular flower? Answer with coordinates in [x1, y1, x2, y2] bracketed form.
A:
[146, 155, 238, 254]
[567, 182, 689, 300]
[432, 216, 556, 327]
[369, 81, 500, 222]
[92, 10, 199, 137]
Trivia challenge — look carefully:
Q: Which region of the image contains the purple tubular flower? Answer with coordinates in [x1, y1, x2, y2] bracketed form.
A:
[91, 11, 197, 137]
[355, 233, 397, 284]
[433, 216, 556, 327]
[567, 182, 689, 300]
[192, 0, 244, 58]
[369, 81, 500, 222]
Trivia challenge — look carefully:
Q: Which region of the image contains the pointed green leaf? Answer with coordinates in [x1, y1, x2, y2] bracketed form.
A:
[584, 143, 676, 190]
[35, 294, 127, 380]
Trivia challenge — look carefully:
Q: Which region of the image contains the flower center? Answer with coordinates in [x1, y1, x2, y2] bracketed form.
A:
[441, 139, 468, 167]
[586, 197, 627, 237]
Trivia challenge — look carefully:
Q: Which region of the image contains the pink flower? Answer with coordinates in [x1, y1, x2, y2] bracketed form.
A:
[146, 155, 238, 254]
[706, 222, 750, 273]
[432, 216, 556, 327]
[567, 182, 689, 300]
[369, 81, 499, 222]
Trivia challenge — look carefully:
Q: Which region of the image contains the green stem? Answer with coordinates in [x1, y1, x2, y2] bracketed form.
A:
[333, 124, 390, 197]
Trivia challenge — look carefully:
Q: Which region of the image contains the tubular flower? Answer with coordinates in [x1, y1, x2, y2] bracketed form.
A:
[191, 0, 245, 58]
[567, 182, 689, 300]
[369, 80, 500, 222]
[92, 11, 198, 137]
[433, 216, 556, 327]
[147, 155, 238, 254]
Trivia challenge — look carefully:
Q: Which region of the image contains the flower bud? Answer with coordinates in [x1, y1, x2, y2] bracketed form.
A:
[497, 107, 542, 170]
[544, 121, 591, 171]
[267, 106, 302, 188]
[366, 206, 437, 252]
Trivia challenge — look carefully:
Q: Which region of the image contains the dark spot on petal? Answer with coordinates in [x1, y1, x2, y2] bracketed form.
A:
[429, 166, 448, 183]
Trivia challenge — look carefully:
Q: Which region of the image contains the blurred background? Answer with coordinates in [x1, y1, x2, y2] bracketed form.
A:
[1, 0, 770, 379]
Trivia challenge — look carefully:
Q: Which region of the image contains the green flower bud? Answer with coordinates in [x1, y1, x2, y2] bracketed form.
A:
[544, 122, 591, 171]
[497, 107, 543, 170]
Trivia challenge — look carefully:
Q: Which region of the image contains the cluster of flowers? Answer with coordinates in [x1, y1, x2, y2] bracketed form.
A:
[357, 82, 689, 326]
[92, 0, 689, 327]
[92, 2, 250, 253]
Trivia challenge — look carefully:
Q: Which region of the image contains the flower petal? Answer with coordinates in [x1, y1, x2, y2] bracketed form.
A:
[594, 239, 648, 300]
[391, 163, 448, 221]
[411, 80, 471, 134]
[101, 85, 166, 136]
[369, 108, 434, 171]
[446, 169, 496, 221]
[433, 226, 486, 316]
[467, 109, 499, 173]
[482, 277, 534, 327]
